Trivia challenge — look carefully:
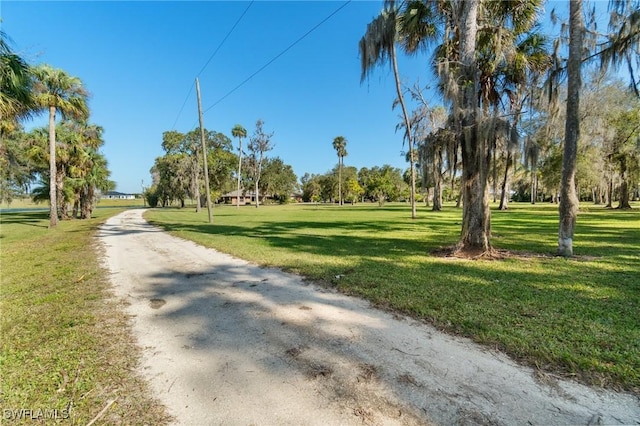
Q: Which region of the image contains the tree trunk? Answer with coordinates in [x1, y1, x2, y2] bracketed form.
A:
[391, 41, 416, 219]
[193, 151, 201, 212]
[457, 0, 490, 255]
[72, 199, 80, 219]
[617, 157, 632, 208]
[498, 151, 512, 210]
[530, 169, 537, 204]
[255, 179, 260, 208]
[558, 0, 583, 257]
[432, 149, 443, 211]
[338, 157, 342, 206]
[237, 137, 242, 209]
[81, 186, 92, 219]
[432, 179, 442, 211]
[56, 167, 67, 219]
[48, 105, 58, 228]
[606, 176, 613, 207]
[492, 147, 498, 203]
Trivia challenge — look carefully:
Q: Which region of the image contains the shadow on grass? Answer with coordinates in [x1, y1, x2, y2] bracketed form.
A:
[0, 211, 50, 228]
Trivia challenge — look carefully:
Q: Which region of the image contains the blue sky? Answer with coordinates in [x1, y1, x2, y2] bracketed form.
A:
[3, 1, 571, 194]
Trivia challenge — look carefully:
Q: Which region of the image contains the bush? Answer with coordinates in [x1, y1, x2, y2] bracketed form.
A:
[144, 187, 159, 208]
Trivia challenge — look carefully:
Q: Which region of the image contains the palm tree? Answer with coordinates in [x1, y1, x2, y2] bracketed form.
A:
[80, 150, 113, 219]
[557, 0, 584, 257]
[359, 1, 437, 219]
[32, 64, 88, 227]
[498, 32, 551, 210]
[231, 124, 247, 208]
[0, 31, 34, 136]
[332, 136, 347, 205]
[427, 0, 544, 255]
[60, 121, 109, 219]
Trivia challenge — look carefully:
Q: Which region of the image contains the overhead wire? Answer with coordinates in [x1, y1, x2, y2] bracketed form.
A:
[170, 1, 255, 130]
[201, 0, 352, 115]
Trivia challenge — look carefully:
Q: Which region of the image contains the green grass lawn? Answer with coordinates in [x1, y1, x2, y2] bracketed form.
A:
[0, 209, 168, 424]
[146, 201, 640, 394]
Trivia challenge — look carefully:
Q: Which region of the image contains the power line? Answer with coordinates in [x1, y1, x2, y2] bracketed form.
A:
[171, 81, 196, 130]
[196, 1, 254, 78]
[202, 0, 352, 115]
[171, 1, 255, 130]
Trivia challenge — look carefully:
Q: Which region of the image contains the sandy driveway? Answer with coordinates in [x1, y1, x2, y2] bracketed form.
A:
[99, 209, 638, 425]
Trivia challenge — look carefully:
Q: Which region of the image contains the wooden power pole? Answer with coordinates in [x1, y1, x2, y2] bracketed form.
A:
[196, 78, 213, 223]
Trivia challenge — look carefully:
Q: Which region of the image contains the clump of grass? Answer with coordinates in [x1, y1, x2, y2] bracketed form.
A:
[146, 202, 640, 394]
[0, 210, 169, 424]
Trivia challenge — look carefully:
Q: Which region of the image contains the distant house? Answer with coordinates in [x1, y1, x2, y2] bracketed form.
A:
[219, 190, 255, 206]
[219, 190, 302, 205]
[102, 191, 136, 200]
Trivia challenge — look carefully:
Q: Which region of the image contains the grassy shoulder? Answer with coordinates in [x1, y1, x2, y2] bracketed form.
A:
[0, 209, 169, 424]
[0, 197, 145, 210]
[146, 201, 640, 394]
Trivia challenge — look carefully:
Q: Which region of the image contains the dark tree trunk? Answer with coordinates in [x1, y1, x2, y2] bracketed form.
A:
[432, 149, 443, 211]
[606, 177, 613, 208]
[81, 186, 93, 219]
[617, 180, 631, 209]
[558, 0, 583, 257]
[255, 179, 260, 208]
[617, 157, 632, 208]
[56, 168, 68, 219]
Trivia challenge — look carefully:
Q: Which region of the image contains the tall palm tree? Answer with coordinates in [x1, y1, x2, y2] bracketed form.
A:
[359, 1, 437, 219]
[332, 136, 347, 205]
[0, 31, 34, 136]
[558, 0, 584, 257]
[32, 64, 88, 228]
[231, 124, 247, 208]
[427, 0, 544, 255]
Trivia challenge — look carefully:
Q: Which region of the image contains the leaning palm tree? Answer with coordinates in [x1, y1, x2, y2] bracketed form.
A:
[332, 136, 347, 205]
[231, 124, 247, 208]
[360, 0, 438, 219]
[32, 64, 88, 227]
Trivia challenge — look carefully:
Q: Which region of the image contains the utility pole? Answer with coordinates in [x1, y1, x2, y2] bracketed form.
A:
[196, 78, 213, 223]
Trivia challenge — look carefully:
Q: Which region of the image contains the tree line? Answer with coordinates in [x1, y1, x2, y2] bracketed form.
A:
[1, 32, 113, 227]
[145, 120, 298, 208]
[359, 0, 639, 256]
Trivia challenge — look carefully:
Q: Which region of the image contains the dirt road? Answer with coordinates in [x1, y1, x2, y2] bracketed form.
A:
[99, 209, 639, 425]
